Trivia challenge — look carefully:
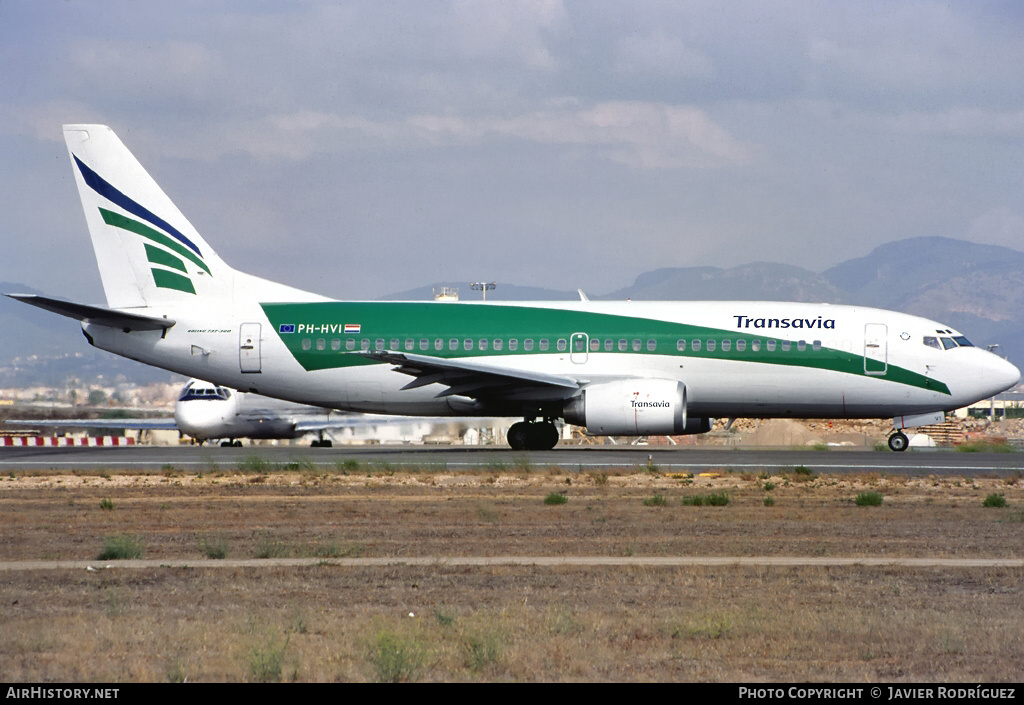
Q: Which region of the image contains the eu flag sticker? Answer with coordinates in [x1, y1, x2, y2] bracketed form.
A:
[279, 324, 296, 334]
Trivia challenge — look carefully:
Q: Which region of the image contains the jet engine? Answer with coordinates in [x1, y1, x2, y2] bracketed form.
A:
[562, 378, 712, 436]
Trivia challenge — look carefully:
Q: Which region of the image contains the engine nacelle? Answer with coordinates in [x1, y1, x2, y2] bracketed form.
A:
[563, 378, 712, 436]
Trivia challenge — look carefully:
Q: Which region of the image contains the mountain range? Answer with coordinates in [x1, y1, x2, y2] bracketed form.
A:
[3, 236, 1021, 387]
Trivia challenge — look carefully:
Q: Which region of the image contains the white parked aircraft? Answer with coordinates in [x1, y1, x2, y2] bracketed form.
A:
[6, 125, 1020, 451]
[4, 378, 384, 446]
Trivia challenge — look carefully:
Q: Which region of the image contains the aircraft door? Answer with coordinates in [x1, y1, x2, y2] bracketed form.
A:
[570, 332, 589, 364]
[864, 323, 887, 376]
[240, 323, 262, 373]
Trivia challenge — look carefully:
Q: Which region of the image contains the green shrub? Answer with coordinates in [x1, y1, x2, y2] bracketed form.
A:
[368, 630, 424, 683]
[199, 535, 229, 559]
[763, 496, 775, 507]
[681, 492, 729, 507]
[983, 493, 1007, 508]
[855, 492, 884, 506]
[99, 498, 114, 511]
[643, 494, 668, 506]
[544, 492, 568, 505]
[97, 534, 144, 560]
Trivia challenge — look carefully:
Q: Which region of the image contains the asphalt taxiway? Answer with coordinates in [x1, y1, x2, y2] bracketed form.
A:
[1, 444, 1022, 476]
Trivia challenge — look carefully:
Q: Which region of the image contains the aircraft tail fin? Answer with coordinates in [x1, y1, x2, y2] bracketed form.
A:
[63, 125, 237, 309]
[63, 125, 325, 310]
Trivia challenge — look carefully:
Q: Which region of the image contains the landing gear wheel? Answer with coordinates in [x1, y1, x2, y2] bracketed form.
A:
[507, 422, 531, 450]
[311, 439, 333, 448]
[507, 421, 560, 450]
[888, 431, 909, 452]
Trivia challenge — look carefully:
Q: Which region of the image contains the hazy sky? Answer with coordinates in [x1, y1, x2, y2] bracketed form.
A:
[2, 1, 1023, 303]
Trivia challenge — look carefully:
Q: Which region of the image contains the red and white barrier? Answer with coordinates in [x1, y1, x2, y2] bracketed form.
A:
[0, 436, 136, 447]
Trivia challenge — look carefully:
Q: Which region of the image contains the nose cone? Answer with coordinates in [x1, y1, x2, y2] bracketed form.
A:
[982, 354, 1021, 397]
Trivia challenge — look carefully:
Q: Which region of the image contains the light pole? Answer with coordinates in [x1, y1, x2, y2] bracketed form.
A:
[471, 282, 496, 301]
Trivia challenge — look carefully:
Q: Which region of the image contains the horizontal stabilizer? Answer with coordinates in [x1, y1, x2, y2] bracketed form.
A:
[4, 294, 175, 331]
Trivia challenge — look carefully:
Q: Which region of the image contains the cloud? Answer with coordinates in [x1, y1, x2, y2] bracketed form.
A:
[190, 101, 751, 169]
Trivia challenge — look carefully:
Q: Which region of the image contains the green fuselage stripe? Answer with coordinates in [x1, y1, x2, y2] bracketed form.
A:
[260, 302, 950, 395]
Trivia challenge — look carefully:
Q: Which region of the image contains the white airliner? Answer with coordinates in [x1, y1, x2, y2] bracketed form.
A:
[4, 378, 375, 446]
[6, 125, 1020, 452]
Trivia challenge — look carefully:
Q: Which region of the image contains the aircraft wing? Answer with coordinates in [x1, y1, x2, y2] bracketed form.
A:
[4, 418, 178, 431]
[357, 350, 583, 400]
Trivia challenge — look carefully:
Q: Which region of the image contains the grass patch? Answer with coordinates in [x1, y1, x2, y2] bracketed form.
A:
[97, 533, 144, 560]
[464, 630, 504, 672]
[253, 533, 290, 558]
[238, 455, 275, 474]
[247, 629, 290, 682]
[367, 629, 424, 683]
[681, 492, 730, 506]
[763, 496, 775, 507]
[198, 535, 230, 559]
[643, 494, 669, 506]
[957, 439, 1016, 453]
[99, 498, 114, 511]
[983, 493, 1007, 508]
[543, 492, 568, 505]
[855, 491, 884, 507]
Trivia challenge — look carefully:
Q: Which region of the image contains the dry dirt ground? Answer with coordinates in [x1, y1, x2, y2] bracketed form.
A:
[1, 465, 1022, 682]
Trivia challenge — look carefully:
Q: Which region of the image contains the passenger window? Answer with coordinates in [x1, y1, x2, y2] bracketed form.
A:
[375, 339, 385, 351]
[346, 338, 355, 351]
[464, 339, 473, 351]
[524, 339, 534, 351]
[449, 338, 459, 351]
[923, 336, 941, 349]
[361, 339, 370, 351]
[812, 340, 821, 351]
[590, 338, 600, 352]
[647, 339, 656, 351]
[707, 339, 716, 352]
[557, 339, 567, 352]
[751, 340, 761, 352]
[390, 338, 399, 350]
[420, 339, 429, 351]
[618, 339, 628, 351]
[539, 339, 549, 351]
[509, 339, 518, 351]
[797, 340, 806, 351]
[766, 340, 776, 351]
[493, 339, 503, 351]
[605, 339, 614, 352]
[630, 339, 639, 352]
[316, 339, 326, 351]
[677, 339, 686, 352]
[691, 340, 701, 352]
[331, 339, 341, 351]
[781, 340, 790, 352]
[479, 339, 488, 351]
[302, 339, 312, 351]
[736, 339, 746, 352]
[721, 339, 731, 352]
[435, 338, 444, 351]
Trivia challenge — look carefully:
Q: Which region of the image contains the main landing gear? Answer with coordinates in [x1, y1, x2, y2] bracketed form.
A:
[220, 439, 243, 447]
[507, 419, 560, 451]
[887, 430, 909, 452]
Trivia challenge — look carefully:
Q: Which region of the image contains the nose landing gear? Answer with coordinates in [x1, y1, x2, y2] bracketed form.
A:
[887, 430, 909, 452]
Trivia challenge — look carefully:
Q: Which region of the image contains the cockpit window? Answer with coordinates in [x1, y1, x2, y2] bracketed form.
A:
[940, 337, 957, 350]
[178, 385, 231, 402]
[953, 336, 973, 347]
[923, 336, 941, 350]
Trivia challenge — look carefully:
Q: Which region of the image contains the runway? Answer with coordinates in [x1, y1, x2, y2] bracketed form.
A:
[1, 443, 1022, 475]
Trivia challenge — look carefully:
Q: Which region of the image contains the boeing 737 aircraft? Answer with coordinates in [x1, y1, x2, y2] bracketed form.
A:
[5, 378, 372, 446]
[6, 125, 1019, 451]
